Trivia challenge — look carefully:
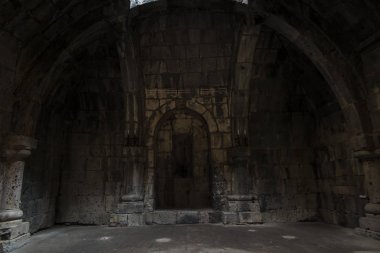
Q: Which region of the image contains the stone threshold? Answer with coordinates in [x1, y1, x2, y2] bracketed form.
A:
[146, 209, 221, 225]
[111, 209, 263, 227]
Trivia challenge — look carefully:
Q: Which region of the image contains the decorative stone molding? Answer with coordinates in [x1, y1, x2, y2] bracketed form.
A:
[1, 135, 37, 163]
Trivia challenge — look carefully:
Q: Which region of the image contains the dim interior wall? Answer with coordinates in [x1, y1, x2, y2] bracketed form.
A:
[314, 110, 365, 228]
[55, 48, 125, 225]
[0, 31, 18, 142]
[21, 109, 67, 233]
[21, 41, 126, 231]
[137, 10, 236, 90]
[140, 10, 235, 210]
[362, 45, 380, 138]
[249, 77, 318, 222]
[18, 9, 372, 231]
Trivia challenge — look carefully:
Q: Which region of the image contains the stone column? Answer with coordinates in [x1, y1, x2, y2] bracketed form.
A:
[0, 135, 37, 253]
[355, 152, 380, 240]
[109, 13, 146, 227]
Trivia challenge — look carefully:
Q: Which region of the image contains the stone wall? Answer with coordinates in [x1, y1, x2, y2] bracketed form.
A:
[55, 45, 125, 225]
[21, 40, 125, 231]
[362, 45, 380, 138]
[139, 9, 235, 210]
[17, 6, 376, 232]
[249, 76, 318, 222]
[144, 88, 231, 211]
[314, 110, 365, 228]
[21, 111, 66, 232]
[0, 31, 18, 142]
[137, 10, 236, 89]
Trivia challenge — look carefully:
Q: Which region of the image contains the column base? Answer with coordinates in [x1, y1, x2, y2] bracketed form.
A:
[0, 210, 23, 223]
[355, 228, 380, 240]
[0, 220, 29, 240]
[110, 201, 145, 227]
[110, 213, 145, 227]
[224, 195, 262, 225]
[356, 215, 380, 240]
[0, 233, 30, 253]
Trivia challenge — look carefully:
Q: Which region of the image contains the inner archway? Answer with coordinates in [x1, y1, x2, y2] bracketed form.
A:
[154, 109, 212, 209]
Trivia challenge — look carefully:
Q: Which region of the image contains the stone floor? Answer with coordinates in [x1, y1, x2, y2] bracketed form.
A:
[14, 222, 380, 253]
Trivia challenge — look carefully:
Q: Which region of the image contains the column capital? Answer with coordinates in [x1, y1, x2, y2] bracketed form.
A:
[1, 135, 37, 162]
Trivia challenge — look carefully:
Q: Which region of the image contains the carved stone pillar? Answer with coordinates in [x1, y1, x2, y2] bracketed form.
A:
[355, 151, 380, 240]
[110, 13, 146, 227]
[0, 135, 37, 253]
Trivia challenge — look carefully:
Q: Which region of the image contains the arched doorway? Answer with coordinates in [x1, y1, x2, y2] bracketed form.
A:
[154, 109, 212, 209]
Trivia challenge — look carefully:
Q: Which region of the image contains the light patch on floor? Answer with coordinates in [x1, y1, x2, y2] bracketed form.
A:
[98, 236, 112, 241]
[248, 229, 256, 232]
[282, 235, 297, 240]
[155, 238, 172, 243]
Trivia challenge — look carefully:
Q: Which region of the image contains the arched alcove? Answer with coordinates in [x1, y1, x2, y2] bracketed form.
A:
[154, 109, 212, 209]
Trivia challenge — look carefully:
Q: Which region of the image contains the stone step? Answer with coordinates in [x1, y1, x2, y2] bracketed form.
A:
[110, 213, 144, 227]
[359, 216, 380, 233]
[0, 221, 29, 240]
[222, 211, 263, 225]
[115, 202, 144, 214]
[147, 210, 222, 225]
[355, 227, 380, 240]
[0, 233, 30, 253]
[365, 203, 380, 215]
[111, 209, 263, 226]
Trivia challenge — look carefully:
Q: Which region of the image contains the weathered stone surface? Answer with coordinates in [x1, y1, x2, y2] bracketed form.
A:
[0, 233, 30, 253]
[2, 1, 379, 245]
[355, 227, 380, 240]
[0, 221, 29, 240]
[116, 202, 144, 214]
[222, 212, 238, 225]
[152, 211, 176, 225]
[238, 212, 262, 224]
[208, 212, 222, 224]
[359, 216, 380, 233]
[365, 204, 380, 215]
[177, 211, 199, 224]
[127, 214, 145, 227]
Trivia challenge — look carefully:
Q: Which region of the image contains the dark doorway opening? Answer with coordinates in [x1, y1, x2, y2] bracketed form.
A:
[155, 110, 211, 209]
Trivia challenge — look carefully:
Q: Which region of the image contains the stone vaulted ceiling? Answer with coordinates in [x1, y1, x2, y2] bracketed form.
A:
[1, 0, 379, 87]
[1, 0, 380, 142]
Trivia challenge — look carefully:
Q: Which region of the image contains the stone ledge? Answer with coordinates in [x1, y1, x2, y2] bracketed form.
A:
[359, 216, 380, 233]
[0, 221, 29, 240]
[238, 212, 263, 224]
[109, 213, 145, 227]
[146, 210, 222, 225]
[116, 202, 144, 214]
[222, 212, 238, 224]
[151, 211, 177, 225]
[355, 228, 380, 240]
[365, 204, 380, 215]
[177, 211, 199, 224]
[0, 233, 30, 253]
